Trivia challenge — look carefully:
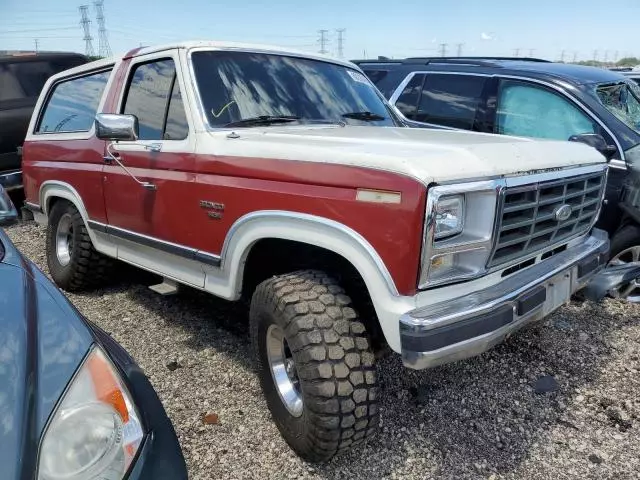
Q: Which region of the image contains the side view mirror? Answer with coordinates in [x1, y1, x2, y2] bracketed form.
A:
[95, 113, 139, 141]
[0, 185, 18, 227]
[568, 133, 617, 161]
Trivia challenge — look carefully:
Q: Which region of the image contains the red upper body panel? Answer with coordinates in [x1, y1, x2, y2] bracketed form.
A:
[22, 53, 427, 296]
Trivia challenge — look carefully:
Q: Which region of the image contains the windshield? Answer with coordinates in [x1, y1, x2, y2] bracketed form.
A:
[595, 81, 640, 134]
[191, 50, 395, 128]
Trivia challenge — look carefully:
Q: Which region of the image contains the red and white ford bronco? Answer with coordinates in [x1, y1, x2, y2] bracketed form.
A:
[22, 41, 609, 461]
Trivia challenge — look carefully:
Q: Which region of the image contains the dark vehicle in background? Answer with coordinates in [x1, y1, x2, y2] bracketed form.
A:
[0, 186, 187, 479]
[0, 52, 88, 195]
[622, 70, 640, 86]
[354, 57, 640, 299]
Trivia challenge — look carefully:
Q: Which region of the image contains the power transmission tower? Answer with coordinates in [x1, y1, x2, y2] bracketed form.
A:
[528, 48, 535, 57]
[439, 43, 447, 57]
[317, 29, 329, 54]
[560, 50, 566, 62]
[34, 38, 39, 53]
[593, 49, 598, 61]
[573, 51, 578, 63]
[614, 50, 619, 62]
[78, 5, 95, 57]
[513, 48, 520, 57]
[604, 50, 609, 64]
[456, 43, 464, 57]
[94, 0, 112, 57]
[335, 28, 346, 58]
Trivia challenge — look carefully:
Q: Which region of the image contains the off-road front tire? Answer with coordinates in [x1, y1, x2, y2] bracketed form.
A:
[46, 200, 114, 291]
[250, 270, 379, 462]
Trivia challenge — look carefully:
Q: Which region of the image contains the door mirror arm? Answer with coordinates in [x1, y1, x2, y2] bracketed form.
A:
[105, 142, 157, 191]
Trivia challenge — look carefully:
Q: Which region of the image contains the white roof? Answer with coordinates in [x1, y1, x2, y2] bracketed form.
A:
[130, 40, 356, 69]
[48, 41, 359, 80]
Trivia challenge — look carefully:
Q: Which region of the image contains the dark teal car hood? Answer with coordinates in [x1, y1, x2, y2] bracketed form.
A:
[0, 229, 93, 480]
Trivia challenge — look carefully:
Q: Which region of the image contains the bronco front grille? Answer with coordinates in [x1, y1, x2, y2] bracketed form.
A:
[488, 170, 606, 268]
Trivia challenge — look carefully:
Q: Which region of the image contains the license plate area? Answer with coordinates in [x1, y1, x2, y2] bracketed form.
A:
[543, 272, 571, 316]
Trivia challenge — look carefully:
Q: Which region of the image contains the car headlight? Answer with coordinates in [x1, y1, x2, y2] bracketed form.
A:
[38, 345, 144, 480]
[420, 180, 503, 288]
[434, 195, 464, 239]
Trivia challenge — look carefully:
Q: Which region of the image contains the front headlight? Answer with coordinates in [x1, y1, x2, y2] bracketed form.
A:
[434, 195, 464, 239]
[420, 180, 503, 288]
[38, 346, 144, 480]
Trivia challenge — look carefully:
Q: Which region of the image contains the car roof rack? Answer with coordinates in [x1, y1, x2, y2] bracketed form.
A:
[353, 56, 551, 67]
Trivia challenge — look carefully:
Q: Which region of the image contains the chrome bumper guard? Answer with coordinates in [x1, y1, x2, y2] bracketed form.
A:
[401, 229, 609, 370]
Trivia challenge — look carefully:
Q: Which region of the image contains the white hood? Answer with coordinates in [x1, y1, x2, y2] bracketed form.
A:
[202, 125, 606, 184]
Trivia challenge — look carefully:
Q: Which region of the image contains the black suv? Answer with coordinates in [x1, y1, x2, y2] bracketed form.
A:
[0, 52, 88, 194]
[354, 57, 640, 300]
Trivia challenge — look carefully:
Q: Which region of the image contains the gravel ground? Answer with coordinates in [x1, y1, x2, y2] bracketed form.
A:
[6, 221, 640, 479]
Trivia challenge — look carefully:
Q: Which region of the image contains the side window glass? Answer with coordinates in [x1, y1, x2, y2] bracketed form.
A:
[496, 80, 597, 140]
[123, 59, 175, 140]
[0, 65, 25, 101]
[164, 78, 188, 140]
[363, 70, 388, 86]
[395, 74, 425, 119]
[416, 74, 486, 129]
[36, 69, 111, 133]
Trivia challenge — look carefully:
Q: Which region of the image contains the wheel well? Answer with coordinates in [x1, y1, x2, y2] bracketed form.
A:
[242, 238, 388, 353]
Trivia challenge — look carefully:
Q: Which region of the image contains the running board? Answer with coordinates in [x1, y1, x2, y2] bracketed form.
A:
[149, 278, 179, 296]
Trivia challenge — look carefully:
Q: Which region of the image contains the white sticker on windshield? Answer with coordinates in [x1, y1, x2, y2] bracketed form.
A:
[347, 70, 369, 84]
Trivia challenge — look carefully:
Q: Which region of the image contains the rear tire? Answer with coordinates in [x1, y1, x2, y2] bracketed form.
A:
[46, 200, 114, 291]
[250, 270, 379, 462]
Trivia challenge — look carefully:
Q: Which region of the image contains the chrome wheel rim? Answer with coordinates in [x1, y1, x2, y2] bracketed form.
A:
[266, 324, 303, 417]
[55, 213, 74, 267]
[609, 246, 640, 303]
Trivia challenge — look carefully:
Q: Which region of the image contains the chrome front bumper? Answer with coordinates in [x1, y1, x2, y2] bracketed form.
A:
[400, 229, 609, 370]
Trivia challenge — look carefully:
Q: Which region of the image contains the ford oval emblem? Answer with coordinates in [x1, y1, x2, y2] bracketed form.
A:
[553, 204, 573, 222]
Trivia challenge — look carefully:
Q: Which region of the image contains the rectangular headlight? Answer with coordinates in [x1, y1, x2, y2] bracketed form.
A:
[420, 180, 503, 288]
[434, 195, 464, 239]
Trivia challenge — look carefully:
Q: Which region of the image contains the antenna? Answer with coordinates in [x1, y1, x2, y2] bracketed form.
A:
[94, 0, 112, 57]
[318, 29, 329, 54]
[335, 28, 346, 58]
[78, 5, 95, 57]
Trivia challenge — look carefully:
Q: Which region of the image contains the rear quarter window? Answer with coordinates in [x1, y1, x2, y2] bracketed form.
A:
[36, 68, 112, 134]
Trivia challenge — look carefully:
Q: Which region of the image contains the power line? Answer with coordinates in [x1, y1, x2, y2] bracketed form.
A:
[0, 26, 77, 34]
[317, 29, 329, 54]
[94, 0, 111, 57]
[439, 43, 447, 57]
[79, 5, 95, 57]
[335, 28, 345, 58]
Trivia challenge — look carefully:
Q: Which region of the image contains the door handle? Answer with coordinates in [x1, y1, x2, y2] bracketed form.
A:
[105, 143, 157, 191]
[145, 143, 162, 152]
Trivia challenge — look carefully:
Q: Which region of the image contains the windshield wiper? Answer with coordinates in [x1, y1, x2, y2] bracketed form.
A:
[341, 111, 386, 121]
[224, 115, 300, 128]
